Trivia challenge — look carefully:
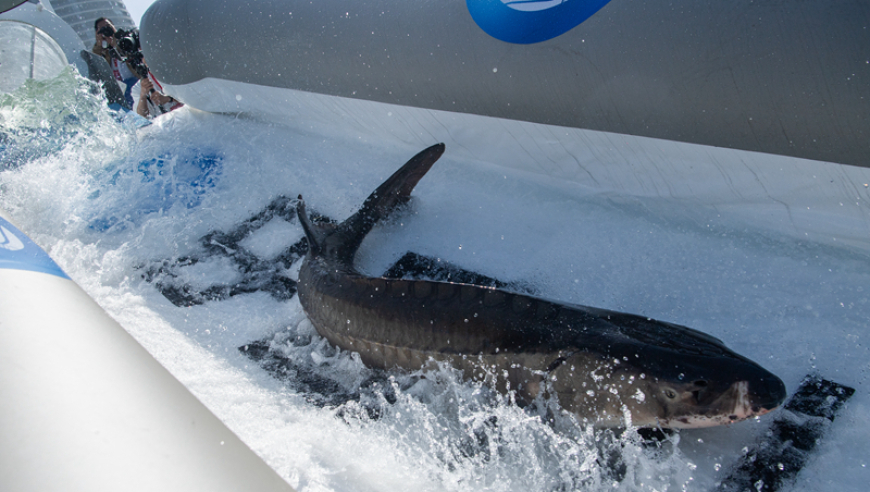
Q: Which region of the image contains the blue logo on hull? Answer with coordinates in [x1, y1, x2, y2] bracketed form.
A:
[0, 216, 69, 279]
[467, 0, 612, 44]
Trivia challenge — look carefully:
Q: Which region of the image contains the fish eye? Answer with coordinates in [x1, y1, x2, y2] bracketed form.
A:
[664, 389, 677, 399]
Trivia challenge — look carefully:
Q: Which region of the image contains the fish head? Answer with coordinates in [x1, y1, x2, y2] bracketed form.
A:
[628, 350, 787, 428]
[549, 345, 787, 429]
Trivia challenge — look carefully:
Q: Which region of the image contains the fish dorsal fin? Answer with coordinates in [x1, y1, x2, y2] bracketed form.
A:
[295, 195, 333, 256]
[298, 144, 445, 266]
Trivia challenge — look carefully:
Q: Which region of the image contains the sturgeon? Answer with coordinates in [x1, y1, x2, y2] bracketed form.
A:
[295, 144, 786, 428]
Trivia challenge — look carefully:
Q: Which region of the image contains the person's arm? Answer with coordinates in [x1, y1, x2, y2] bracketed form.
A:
[136, 78, 152, 118]
[92, 40, 110, 59]
[144, 74, 177, 107]
[148, 88, 175, 107]
[92, 28, 103, 54]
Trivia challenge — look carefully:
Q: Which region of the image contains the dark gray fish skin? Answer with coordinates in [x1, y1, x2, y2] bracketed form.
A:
[295, 144, 786, 428]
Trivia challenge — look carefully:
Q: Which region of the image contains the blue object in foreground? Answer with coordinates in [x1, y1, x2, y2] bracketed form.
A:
[466, 0, 611, 44]
[0, 215, 69, 279]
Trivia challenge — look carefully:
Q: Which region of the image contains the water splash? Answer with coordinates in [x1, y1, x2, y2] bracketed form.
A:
[0, 67, 131, 170]
[247, 317, 698, 491]
[87, 148, 223, 232]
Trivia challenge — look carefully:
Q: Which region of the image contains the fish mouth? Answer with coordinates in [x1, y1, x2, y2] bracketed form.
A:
[750, 374, 788, 413]
[656, 378, 787, 429]
[730, 381, 761, 420]
[712, 378, 786, 423]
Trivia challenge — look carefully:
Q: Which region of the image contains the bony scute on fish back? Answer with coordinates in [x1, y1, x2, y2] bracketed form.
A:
[295, 143, 787, 429]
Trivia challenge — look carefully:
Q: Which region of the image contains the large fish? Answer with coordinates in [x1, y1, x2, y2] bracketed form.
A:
[295, 144, 786, 428]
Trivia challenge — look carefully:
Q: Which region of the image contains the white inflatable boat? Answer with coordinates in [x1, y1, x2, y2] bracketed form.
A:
[0, 214, 295, 490]
[137, 0, 870, 249]
[140, 0, 869, 168]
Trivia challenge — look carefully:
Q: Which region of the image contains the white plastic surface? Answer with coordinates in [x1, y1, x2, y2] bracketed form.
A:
[0, 20, 68, 92]
[165, 77, 870, 251]
[0, 212, 295, 492]
[0, 1, 89, 85]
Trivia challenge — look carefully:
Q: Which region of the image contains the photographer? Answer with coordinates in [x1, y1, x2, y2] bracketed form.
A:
[92, 18, 140, 109]
[92, 17, 183, 118]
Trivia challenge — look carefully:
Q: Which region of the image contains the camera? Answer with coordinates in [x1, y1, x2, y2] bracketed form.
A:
[125, 51, 149, 80]
[100, 26, 149, 79]
[112, 28, 141, 58]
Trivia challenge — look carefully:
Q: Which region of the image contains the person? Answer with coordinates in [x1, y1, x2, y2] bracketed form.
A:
[133, 74, 184, 119]
[93, 17, 183, 118]
[92, 17, 139, 109]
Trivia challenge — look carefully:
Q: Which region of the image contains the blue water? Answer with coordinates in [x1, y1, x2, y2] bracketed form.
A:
[86, 148, 223, 232]
[2, 68, 869, 492]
